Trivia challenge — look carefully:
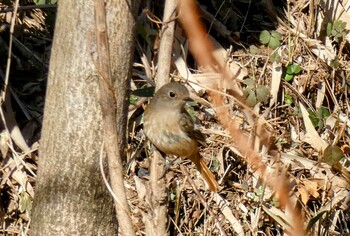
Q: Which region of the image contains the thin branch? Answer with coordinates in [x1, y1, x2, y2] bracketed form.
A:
[94, 1, 135, 235]
[143, 0, 179, 235]
[155, 0, 178, 87]
[1, 0, 19, 102]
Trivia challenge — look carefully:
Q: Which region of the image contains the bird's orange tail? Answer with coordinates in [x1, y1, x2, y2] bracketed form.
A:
[190, 153, 219, 192]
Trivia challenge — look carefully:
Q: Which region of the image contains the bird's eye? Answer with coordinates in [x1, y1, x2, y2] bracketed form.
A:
[169, 91, 176, 98]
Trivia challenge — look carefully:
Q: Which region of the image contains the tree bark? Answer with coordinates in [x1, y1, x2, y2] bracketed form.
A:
[107, 0, 136, 155]
[94, 0, 137, 235]
[31, 0, 137, 235]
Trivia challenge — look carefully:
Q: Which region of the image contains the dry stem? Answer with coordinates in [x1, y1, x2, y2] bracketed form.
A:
[94, 1, 135, 235]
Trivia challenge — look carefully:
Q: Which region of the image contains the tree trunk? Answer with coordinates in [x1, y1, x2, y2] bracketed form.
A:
[31, 0, 136, 235]
[107, 1, 136, 155]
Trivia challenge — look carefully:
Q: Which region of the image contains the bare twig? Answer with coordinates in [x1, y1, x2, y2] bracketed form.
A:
[94, 1, 135, 235]
[143, 0, 179, 235]
[155, 0, 178, 87]
[144, 150, 168, 235]
[1, 0, 19, 102]
[0, 0, 31, 155]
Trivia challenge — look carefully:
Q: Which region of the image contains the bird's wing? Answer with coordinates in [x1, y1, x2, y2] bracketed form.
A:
[179, 110, 207, 147]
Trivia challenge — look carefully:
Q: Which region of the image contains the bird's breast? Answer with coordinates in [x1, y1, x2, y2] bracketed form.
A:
[144, 109, 197, 157]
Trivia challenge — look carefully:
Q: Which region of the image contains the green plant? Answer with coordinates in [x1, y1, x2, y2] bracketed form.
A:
[269, 51, 281, 63]
[284, 63, 301, 81]
[326, 20, 347, 42]
[284, 94, 293, 105]
[259, 30, 282, 50]
[249, 45, 260, 54]
[243, 78, 270, 107]
[129, 95, 138, 105]
[308, 106, 330, 129]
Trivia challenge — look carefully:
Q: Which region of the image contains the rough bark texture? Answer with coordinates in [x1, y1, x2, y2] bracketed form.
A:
[107, 0, 137, 158]
[155, 0, 177, 88]
[31, 0, 136, 235]
[95, 0, 137, 235]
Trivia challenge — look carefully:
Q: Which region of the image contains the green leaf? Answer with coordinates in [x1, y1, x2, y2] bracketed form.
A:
[333, 21, 341, 29]
[242, 89, 249, 98]
[292, 64, 301, 74]
[271, 31, 282, 41]
[308, 109, 320, 128]
[334, 20, 346, 31]
[269, 52, 281, 63]
[319, 107, 330, 118]
[19, 192, 32, 213]
[34, 0, 45, 4]
[259, 30, 271, 45]
[256, 85, 270, 104]
[327, 20, 347, 41]
[284, 74, 294, 81]
[249, 45, 260, 54]
[268, 38, 280, 50]
[136, 22, 149, 42]
[268, 31, 282, 49]
[331, 29, 338, 37]
[326, 23, 332, 36]
[284, 94, 293, 105]
[246, 90, 257, 107]
[322, 145, 344, 166]
[243, 78, 255, 90]
[286, 63, 301, 75]
[255, 186, 265, 196]
[131, 86, 155, 97]
[340, 21, 346, 31]
[129, 95, 138, 105]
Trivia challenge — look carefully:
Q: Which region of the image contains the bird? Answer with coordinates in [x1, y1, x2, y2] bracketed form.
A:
[143, 82, 219, 192]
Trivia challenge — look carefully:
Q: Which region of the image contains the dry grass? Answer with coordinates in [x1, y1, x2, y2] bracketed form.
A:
[1, 0, 350, 235]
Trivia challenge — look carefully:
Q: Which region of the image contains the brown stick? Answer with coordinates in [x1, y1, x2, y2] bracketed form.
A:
[143, 1, 178, 235]
[155, 0, 178, 88]
[94, 1, 135, 235]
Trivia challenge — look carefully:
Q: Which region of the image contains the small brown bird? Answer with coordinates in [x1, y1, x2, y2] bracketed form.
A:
[143, 82, 219, 192]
